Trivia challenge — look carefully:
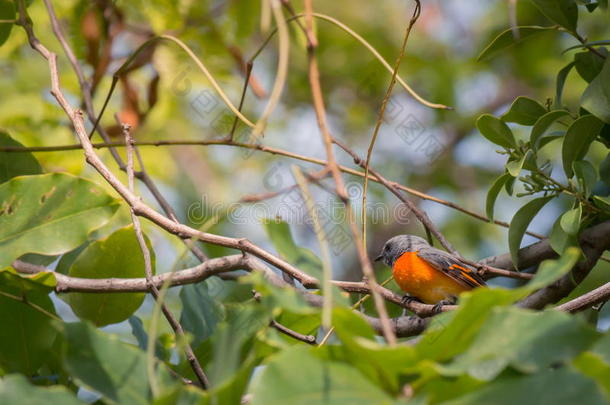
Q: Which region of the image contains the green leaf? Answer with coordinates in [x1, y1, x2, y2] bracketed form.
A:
[574, 50, 607, 82]
[444, 306, 599, 380]
[0, 0, 15, 47]
[476, 114, 516, 149]
[530, 110, 570, 148]
[501, 96, 547, 125]
[560, 205, 582, 235]
[180, 279, 225, 346]
[62, 321, 173, 405]
[63, 226, 152, 326]
[600, 153, 610, 187]
[523, 247, 580, 291]
[263, 219, 322, 279]
[250, 345, 394, 405]
[562, 115, 604, 178]
[0, 131, 42, 183]
[0, 374, 81, 405]
[555, 61, 576, 108]
[550, 216, 578, 254]
[0, 271, 57, 374]
[441, 368, 606, 405]
[330, 308, 416, 393]
[563, 40, 610, 53]
[477, 26, 555, 61]
[506, 151, 530, 177]
[509, 196, 553, 268]
[128, 316, 168, 360]
[530, 0, 578, 32]
[0, 173, 119, 268]
[573, 160, 597, 197]
[581, 56, 610, 123]
[486, 173, 511, 221]
[591, 333, 610, 363]
[573, 352, 610, 399]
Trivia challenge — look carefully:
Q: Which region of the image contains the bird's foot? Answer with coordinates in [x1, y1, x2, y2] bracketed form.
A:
[400, 295, 423, 307]
[432, 296, 457, 314]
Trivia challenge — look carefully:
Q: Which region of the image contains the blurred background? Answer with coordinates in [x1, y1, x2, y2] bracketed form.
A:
[2, 0, 609, 328]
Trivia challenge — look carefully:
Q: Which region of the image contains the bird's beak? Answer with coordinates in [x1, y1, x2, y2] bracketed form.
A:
[374, 254, 383, 262]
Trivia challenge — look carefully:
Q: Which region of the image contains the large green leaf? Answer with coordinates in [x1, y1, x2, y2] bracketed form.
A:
[329, 308, 416, 393]
[441, 368, 606, 405]
[0, 173, 119, 267]
[179, 279, 225, 346]
[0, 131, 42, 184]
[508, 196, 553, 268]
[0, 374, 81, 405]
[573, 352, 610, 399]
[581, 56, 610, 123]
[501, 96, 547, 125]
[530, 0, 578, 32]
[530, 110, 570, 148]
[562, 115, 605, 177]
[250, 345, 393, 405]
[477, 26, 555, 61]
[0, 0, 15, 47]
[61, 321, 173, 405]
[444, 307, 599, 380]
[63, 226, 152, 326]
[476, 114, 516, 149]
[0, 271, 57, 374]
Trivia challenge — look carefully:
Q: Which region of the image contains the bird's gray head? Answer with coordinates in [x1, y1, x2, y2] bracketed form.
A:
[374, 234, 430, 267]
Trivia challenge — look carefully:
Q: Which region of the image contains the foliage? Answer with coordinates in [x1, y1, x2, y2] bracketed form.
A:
[0, 0, 609, 404]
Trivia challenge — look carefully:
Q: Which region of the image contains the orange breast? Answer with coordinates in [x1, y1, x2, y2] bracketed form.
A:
[392, 251, 470, 304]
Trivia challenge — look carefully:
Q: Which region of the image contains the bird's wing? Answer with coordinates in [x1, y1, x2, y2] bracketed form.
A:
[416, 247, 487, 288]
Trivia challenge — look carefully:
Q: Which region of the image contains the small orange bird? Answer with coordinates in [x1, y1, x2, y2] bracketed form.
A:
[375, 235, 486, 306]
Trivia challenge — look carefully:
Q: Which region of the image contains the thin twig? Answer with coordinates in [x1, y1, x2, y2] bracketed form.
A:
[292, 165, 333, 329]
[295, 0, 396, 345]
[0, 139, 546, 241]
[270, 320, 316, 344]
[122, 123, 210, 390]
[362, 1, 420, 251]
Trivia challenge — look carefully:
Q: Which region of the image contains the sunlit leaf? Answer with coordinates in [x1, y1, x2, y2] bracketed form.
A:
[0, 173, 119, 267]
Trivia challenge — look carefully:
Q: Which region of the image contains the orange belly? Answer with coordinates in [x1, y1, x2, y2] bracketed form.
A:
[392, 251, 470, 304]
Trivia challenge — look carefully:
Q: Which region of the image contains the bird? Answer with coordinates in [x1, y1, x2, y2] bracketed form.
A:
[374, 235, 486, 309]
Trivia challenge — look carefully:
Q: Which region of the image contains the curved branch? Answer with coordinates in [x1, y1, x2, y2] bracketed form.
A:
[556, 281, 610, 313]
